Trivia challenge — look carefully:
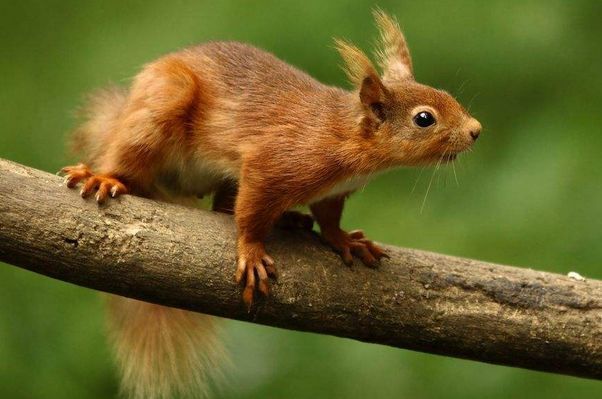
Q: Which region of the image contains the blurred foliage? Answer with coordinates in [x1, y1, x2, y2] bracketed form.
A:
[1, 1, 601, 398]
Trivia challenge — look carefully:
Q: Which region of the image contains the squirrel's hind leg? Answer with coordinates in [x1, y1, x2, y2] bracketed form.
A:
[310, 195, 388, 267]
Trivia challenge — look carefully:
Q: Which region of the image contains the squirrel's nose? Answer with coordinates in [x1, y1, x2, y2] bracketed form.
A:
[466, 118, 482, 141]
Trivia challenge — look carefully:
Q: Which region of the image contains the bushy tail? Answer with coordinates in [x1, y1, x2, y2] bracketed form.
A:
[70, 85, 128, 166]
[71, 86, 226, 398]
[107, 296, 225, 399]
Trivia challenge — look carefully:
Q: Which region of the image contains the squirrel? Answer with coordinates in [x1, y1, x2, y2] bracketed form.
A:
[60, 10, 481, 399]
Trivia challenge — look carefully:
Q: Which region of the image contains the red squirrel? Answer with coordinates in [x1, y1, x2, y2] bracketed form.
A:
[61, 10, 481, 399]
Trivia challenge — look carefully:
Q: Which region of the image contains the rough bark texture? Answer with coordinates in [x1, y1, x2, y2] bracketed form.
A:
[0, 158, 601, 380]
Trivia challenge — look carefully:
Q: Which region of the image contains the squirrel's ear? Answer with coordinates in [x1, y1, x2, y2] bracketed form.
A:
[335, 39, 380, 87]
[335, 39, 388, 121]
[373, 9, 413, 81]
[359, 75, 387, 121]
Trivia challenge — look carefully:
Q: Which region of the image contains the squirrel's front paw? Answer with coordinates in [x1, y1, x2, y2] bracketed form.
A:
[60, 164, 128, 204]
[321, 229, 388, 268]
[235, 241, 277, 310]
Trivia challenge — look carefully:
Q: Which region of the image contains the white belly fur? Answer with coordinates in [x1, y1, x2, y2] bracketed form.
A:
[162, 150, 380, 204]
[160, 154, 240, 197]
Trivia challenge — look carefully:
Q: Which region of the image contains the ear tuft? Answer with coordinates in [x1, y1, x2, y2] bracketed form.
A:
[334, 38, 379, 87]
[334, 38, 388, 124]
[373, 8, 413, 81]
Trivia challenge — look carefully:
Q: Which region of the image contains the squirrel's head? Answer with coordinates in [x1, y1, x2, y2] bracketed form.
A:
[337, 10, 481, 166]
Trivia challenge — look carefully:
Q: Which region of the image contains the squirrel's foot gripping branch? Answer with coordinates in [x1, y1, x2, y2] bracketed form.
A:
[235, 240, 277, 308]
[1, 158, 601, 380]
[60, 163, 128, 204]
[320, 228, 389, 267]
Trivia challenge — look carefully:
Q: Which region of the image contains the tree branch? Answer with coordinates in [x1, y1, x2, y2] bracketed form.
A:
[0, 158, 600, 379]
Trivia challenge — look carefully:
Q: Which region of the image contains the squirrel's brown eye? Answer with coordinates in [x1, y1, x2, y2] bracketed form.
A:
[413, 111, 436, 128]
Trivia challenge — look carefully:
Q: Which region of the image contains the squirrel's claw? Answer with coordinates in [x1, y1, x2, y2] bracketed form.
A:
[321, 229, 388, 268]
[236, 244, 277, 310]
[60, 163, 93, 188]
[61, 163, 128, 204]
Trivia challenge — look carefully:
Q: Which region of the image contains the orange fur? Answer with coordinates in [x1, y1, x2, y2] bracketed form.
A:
[61, 10, 482, 398]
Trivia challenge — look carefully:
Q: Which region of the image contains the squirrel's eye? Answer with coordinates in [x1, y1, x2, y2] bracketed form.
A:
[413, 111, 436, 128]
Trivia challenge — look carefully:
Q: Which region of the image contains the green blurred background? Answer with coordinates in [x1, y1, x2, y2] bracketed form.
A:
[1, 1, 601, 398]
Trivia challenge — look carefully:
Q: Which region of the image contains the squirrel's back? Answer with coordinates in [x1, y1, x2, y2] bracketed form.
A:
[71, 41, 350, 198]
[171, 41, 347, 142]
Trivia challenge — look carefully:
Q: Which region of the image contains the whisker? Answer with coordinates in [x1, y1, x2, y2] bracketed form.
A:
[410, 166, 427, 195]
[456, 78, 469, 97]
[454, 67, 462, 79]
[439, 143, 455, 189]
[437, 164, 445, 187]
[452, 159, 459, 187]
[440, 144, 453, 188]
[467, 92, 480, 113]
[420, 166, 437, 214]
[420, 149, 446, 214]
